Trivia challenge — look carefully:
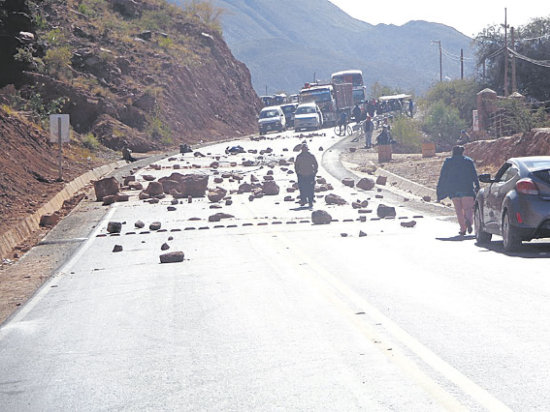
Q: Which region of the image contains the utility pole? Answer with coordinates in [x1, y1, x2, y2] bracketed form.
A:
[432, 40, 442, 82]
[502, 8, 509, 96]
[461, 48, 464, 79]
[511, 26, 517, 93]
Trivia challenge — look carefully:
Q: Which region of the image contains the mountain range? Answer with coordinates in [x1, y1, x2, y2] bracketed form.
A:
[170, 0, 477, 96]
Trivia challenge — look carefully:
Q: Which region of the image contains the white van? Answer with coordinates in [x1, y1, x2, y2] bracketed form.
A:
[294, 102, 323, 132]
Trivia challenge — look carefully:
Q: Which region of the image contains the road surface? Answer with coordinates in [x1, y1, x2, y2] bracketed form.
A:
[1, 127, 549, 411]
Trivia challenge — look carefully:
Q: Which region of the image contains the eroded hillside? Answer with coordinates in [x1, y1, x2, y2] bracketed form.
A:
[1, 0, 261, 151]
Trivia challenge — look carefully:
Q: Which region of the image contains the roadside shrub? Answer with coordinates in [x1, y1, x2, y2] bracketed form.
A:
[82, 133, 100, 150]
[391, 116, 423, 153]
[43, 46, 72, 79]
[422, 100, 466, 150]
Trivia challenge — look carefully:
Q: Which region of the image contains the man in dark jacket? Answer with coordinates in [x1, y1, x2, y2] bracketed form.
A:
[436, 145, 480, 235]
[294, 143, 318, 207]
[363, 115, 374, 148]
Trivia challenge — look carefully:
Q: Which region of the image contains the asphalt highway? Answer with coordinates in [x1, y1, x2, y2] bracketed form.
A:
[1, 127, 549, 411]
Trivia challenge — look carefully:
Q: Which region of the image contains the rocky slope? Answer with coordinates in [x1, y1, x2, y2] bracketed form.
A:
[1, 0, 261, 152]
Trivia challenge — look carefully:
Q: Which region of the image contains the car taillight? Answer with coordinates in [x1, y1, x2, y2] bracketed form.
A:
[516, 178, 539, 195]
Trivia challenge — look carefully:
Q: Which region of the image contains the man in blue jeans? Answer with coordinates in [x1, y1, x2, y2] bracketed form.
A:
[436, 145, 480, 236]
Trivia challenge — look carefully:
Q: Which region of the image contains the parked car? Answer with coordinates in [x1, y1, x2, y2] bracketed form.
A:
[474, 156, 550, 251]
[258, 106, 286, 134]
[294, 102, 323, 132]
[280, 103, 298, 127]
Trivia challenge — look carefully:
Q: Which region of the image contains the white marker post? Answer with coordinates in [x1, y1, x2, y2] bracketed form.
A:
[49, 114, 70, 181]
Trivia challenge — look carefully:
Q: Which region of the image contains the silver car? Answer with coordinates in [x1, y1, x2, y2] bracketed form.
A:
[474, 156, 550, 251]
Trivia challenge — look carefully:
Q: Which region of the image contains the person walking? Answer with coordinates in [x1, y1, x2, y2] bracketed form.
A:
[338, 111, 347, 135]
[436, 145, 480, 236]
[363, 115, 374, 148]
[294, 143, 318, 208]
[352, 104, 362, 123]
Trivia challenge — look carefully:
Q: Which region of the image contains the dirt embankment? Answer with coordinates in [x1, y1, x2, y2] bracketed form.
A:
[466, 128, 550, 170]
[0, 108, 118, 235]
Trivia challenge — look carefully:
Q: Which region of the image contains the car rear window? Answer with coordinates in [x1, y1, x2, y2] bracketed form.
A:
[533, 169, 550, 184]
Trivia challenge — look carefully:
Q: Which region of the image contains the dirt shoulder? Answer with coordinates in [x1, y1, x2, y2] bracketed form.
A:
[340, 146, 448, 190]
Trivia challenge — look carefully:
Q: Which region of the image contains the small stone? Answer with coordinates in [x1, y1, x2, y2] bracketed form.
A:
[149, 222, 162, 231]
[311, 210, 332, 225]
[357, 177, 375, 191]
[167, 206, 177, 211]
[376, 176, 388, 186]
[359, 231, 367, 237]
[135, 220, 145, 228]
[401, 220, 417, 228]
[159, 251, 185, 263]
[422, 195, 432, 202]
[161, 243, 170, 251]
[340, 233, 348, 237]
[342, 178, 355, 188]
[107, 221, 122, 233]
[113, 245, 123, 253]
[377, 204, 396, 218]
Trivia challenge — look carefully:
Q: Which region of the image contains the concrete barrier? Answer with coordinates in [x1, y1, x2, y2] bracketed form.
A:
[0, 160, 127, 259]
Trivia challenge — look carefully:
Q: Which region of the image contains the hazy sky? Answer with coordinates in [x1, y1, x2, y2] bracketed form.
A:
[328, 1, 549, 38]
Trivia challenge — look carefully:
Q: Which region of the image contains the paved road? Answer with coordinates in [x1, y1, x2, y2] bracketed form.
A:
[1, 127, 549, 411]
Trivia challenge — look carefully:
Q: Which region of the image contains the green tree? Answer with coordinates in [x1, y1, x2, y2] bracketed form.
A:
[424, 79, 479, 124]
[422, 101, 466, 150]
[474, 17, 550, 101]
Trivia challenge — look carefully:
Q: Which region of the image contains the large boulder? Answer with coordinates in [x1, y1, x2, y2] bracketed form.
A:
[94, 176, 120, 201]
[262, 180, 280, 196]
[377, 204, 396, 218]
[158, 178, 179, 194]
[179, 174, 209, 197]
[312, 210, 332, 225]
[357, 177, 376, 191]
[208, 187, 227, 203]
[144, 181, 164, 196]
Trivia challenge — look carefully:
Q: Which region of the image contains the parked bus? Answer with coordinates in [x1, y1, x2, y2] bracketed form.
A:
[331, 69, 367, 106]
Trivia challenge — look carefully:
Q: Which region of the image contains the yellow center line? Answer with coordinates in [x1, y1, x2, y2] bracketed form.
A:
[266, 231, 512, 412]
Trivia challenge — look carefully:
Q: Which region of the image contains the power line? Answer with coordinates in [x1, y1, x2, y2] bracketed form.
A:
[507, 47, 550, 68]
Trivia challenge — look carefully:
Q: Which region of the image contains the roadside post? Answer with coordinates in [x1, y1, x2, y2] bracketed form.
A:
[49, 114, 70, 181]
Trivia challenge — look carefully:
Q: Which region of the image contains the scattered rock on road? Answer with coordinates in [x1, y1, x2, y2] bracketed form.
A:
[149, 221, 162, 231]
[356, 177, 375, 191]
[400, 220, 417, 228]
[160, 251, 185, 263]
[312, 210, 332, 225]
[325, 193, 347, 205]
[107, 221, 122, 233]
[377, 204, 396, 218]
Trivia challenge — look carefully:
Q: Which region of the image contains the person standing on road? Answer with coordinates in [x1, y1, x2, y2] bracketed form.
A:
[352, 104, 362, 123]
[294, 143, 318, 208]
[363, 115, 374, 148]
[436, 145, 480, 236]
[338, 111, 347, 135]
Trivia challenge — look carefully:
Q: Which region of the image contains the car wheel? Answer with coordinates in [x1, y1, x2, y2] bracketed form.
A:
[474, 205, 492, 244]
[502, 210, 521, 252]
